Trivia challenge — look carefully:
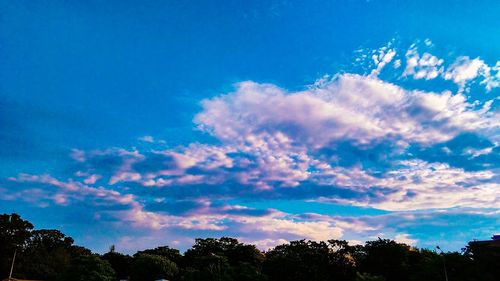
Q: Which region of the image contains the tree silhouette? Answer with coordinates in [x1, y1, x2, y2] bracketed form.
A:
[130, 253, 178, 281]
[1, 213, 498, 281]
[0, 213, 33, 277]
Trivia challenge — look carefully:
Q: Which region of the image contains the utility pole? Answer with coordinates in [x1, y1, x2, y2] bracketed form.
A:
[436, 246, 449, 281]
[8, 249, 17, 280]
[7, 214, 17, 281]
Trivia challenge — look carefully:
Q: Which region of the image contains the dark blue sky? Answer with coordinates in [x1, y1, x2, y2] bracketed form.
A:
[1, 0, 499, 253]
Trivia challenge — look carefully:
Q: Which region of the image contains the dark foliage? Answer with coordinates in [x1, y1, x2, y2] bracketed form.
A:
[56, 254, 116, 281]
[102, 250, 133, 280]
[136, 245, 183, 265]
[182, 237, 266, 281]
[0, 213, 33, 277]
[464, 240, 500, 281]
[1, 213, 498, 281]
[130, 253, 178, 281]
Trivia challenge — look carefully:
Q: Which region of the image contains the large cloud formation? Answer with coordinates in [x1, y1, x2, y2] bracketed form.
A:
[196, 74, 495, 146]
[2, 41, 499, 251]
[58, 73, 497, 210]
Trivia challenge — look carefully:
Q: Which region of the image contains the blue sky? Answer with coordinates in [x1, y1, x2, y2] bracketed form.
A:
[1, 0, 499, 253]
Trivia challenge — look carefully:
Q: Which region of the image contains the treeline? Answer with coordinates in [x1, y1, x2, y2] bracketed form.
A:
[1, 213, 498, 281]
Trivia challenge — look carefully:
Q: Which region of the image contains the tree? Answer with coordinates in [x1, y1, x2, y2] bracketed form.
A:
[102, 251, 133, 280]
[57, 254, 116, 281]
[137, 245, 183, 265]
[465, 240, 500, 281]
[17, 229, 88, 280]
[183, 237, 265, 281]
[130, 253, 178, 281]
[263, 240, 332, 281]
[327, 240, 359, 280]
[357, 239, 412, 281]
[406, 248, 443, 281]
[181, 254, 232, 281]
[2, 212, 497, 281]
[0, 213, 34, 278]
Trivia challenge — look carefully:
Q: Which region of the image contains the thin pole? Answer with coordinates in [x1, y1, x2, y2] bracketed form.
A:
[442, 255, 449, 281]
[9, 249, 17, 280]
[436, 246, 448, 281]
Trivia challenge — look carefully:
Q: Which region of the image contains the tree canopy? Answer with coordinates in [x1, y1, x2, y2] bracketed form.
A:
[0, 213, 497, 281]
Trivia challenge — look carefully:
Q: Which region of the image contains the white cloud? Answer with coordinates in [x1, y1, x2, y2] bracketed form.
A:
[396, 43, 500, 92]
[393, 59, 401, 69]
[196, 74, 496, 149]
[403, 46, 444, 80]
[233, 214, 344, 241]
[370, 45, 397, 76]
[9, 173, 136, 206]
[394, 234, 417, 245]
[332, 160, 500, 211]
[63, 72, 498, 211]
[481, 61, 500, 91]
[239, 238, 289, 250]
[443, 56, 491, 90]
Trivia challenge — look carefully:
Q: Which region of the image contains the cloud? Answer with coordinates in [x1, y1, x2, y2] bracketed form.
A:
[322, 159, 499, 211]
[139, 135, 155, 143]
[393, 234, 417, 245]
[397, 43, 500, 92]
[370, 43, 397, 76]
[362, 41, 500, 93]
[443, 56, 494, 91]
[40, 70, 497, 212]
[239, 238, 289, 251]
[8, 173, 136, 207]
[196, 74, 496, 149]
[2, 169, 498, 251]
[114, 205, 500, 250]
[2, 39, 499, 252]
[403, 46, 444, 80]
[0, 174, 354, 240]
